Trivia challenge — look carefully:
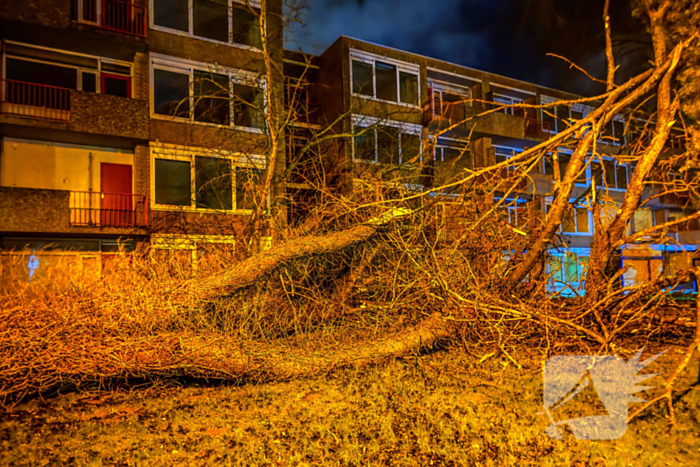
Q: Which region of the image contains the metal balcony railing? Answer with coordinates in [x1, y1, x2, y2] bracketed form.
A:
[0, 80, 71, 121]
[524, 118, 550, 138]
[70, 191, 149, 227]
[73, 0, 147, 37]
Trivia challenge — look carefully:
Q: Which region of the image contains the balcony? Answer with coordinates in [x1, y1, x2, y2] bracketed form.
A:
[426, 89, 468, 127]
[0, 80, 71, 121]
[525, 118, 550, 139]
[70, 191, 149, 227]
[72, 0, 147, 37]
[0, 187, 149, 235]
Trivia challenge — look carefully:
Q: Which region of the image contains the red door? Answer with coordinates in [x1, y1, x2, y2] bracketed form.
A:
[101, 163, 133, 227]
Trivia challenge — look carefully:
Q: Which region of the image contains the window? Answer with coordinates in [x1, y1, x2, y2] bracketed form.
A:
[152, 57, 265, 130]
[155, 159, 191, 206]
[590, 159, 627, 190]
[548, 252, 589, 287]
[236, 167, 262, 211]
[152, 0, 262, 48]
[352, 118, 422, 164]
[195, 156, 233, 209]
[544, 153, 586, 184]
[500, 202, 527, 227]
[3, 43, 132, 97]
[493, 94, 523, 116]
[562, 206, 590, 234]
[101, 73, 131, 98]
[153, 148, 265, 211]
[494, 146, 521, 178]
[430, 87, 470, 122]
[434, 145, 469, 165]
[602, 117, 626, 144]
[350, 51, 420, 106]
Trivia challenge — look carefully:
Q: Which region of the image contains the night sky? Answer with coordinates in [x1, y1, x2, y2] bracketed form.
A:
[285, 0, 653, 97]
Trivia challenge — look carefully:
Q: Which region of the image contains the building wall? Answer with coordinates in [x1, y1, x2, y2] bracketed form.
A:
[1, 138, 134, 193]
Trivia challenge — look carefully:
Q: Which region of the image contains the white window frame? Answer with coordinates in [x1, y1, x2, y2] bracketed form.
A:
[351, 114, 422, 164]
[542, 150, 590, 187]
[149, 0, 263, 51]
[349, 49, 421, 109]
[589, 157, 629, 191]
[428, 79, 472, 119]
[493, 145, 522, 174]
[493, 93, 523, 115]
[546, 197, 592, 235]
[546, 247, 590, 293]
[150, 142, 267, 213]
[2, 41, 133, 95]
[150, 54, 266, 133]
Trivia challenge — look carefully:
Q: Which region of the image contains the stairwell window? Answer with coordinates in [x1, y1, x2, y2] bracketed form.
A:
[152, 0, 262, 49]
[352, 116, 422, 164]
[350, 50, 420, 106]
[151, 56, 266, 131]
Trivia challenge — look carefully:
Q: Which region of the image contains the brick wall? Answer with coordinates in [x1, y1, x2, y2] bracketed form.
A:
[70, 91, 149, 139]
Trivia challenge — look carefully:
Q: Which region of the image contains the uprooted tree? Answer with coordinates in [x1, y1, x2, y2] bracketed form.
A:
[1, 0, 699, 423]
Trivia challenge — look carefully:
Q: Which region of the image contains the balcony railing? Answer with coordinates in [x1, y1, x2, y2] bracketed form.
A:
[0, 80, 71, 121]
[70, 191, 149, 228]
[524, 118, 550, 139]
[73, 0, 147, 37]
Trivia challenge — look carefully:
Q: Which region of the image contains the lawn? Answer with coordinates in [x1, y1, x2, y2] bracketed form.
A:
[1, 346, 698, 466]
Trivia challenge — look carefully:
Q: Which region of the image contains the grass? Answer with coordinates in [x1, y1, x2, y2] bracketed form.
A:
[1, 345, 698, 466]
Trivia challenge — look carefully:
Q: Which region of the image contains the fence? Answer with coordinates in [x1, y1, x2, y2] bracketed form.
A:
[0, 80, 71, 121]
[70, 191, 149, 227]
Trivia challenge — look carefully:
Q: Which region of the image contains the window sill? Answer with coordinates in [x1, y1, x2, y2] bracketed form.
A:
[350, 92, 421, 110]
[151, 205, 256, 215]
[150, 113, 265, 134]
[149, 25, 262, 52]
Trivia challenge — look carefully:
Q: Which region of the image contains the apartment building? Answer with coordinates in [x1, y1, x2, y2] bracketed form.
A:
[302, 36, 696, 296]
[0, 0, 285, 284]
[0, 4, 695, 294]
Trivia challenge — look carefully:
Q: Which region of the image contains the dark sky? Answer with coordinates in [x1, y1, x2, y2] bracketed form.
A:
[284, 0, 653, 97]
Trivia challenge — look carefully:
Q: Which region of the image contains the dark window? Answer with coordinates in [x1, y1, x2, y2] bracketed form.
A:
[102, 74, 130, 97]
[401, 133, 420, 163]
[155, 159, 191, 206]
[571, 110, 583, 121]
[352, 61, 373, 96]
[591, 161, 603, 186]
[81, 71, 97, 93]
[604, 160, 616, 188]
[354, 126, 375, 161]
[613, 120, 625, 142]
[236, 167, 262, 210]
[194, 0, 229, 42]
[195, 156, 233, 210]
[377, 126, 399, 164]
[375, 62, 397, 102]
[541, 107, 556, 132]
[194, 70, 230, 124]
[603, 120, 614, 138]
[233, 83, 265, 128]
[6, 58, 77, 89]
[154, 69, 190, 118]
[399, 71, 418, 105]
[616, 165, 628, 189]
[154, 0, 189, 32]
[232, 3, 262, 48]
[556, 105, 570, 129]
